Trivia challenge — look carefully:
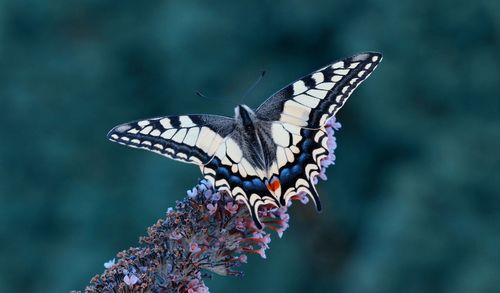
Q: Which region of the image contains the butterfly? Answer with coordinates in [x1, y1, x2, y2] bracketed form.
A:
[108, 52, 382, 228]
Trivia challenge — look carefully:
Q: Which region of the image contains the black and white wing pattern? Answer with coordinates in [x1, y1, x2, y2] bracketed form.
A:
[200, 121, 331, 228]
[243, 52, 382, 225]
[107, 115, 235, 165]
[108, 52, 382, 230]
[256, 52, 382, 128]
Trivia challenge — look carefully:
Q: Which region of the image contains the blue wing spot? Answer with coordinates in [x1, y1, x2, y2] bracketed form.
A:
[243, 180, 254, 190]
[302, 139, 313, 152]
[302, 129, 312, 136]
[251, 178, 262, 187]
[229, 175, 242, 185]
[217, 167, 230, 178]
[291, 164, 302, 175]
[298, 153, 309, 163]
[280, 168, 291, 180]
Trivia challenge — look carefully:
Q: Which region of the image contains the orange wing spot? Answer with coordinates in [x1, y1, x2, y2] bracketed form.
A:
[266, 177, 281, 192]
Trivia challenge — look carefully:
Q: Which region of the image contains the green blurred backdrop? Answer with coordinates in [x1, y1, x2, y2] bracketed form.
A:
[1, 0, 499, 292]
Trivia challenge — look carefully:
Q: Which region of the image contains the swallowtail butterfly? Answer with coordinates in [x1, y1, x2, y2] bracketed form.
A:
[108, 52, 382, 228]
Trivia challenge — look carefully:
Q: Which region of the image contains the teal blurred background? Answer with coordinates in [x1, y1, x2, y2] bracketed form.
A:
[1, 0, 499, 292]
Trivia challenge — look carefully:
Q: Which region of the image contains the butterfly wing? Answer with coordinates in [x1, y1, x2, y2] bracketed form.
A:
[107, 114, 235, 165]
[200, 123, 279, 229]
[200, 121, 332, 229]
[269, 122, 329, 209]
[244, 52, 383, 224]
[107, 52, 382, 229]
[255, 52, 382, 128]
[108, 113, 268, 224]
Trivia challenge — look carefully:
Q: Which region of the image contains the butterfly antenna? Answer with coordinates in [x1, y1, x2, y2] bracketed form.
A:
[241, 70, 266, 103]
[195, 91, 232, 102]
[195, 91, 209, 99]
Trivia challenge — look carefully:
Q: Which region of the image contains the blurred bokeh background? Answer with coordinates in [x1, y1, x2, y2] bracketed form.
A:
[1, 0, 499, 292]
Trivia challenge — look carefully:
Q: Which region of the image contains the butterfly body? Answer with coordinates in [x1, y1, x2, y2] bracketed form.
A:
[108, 52, 382, 228]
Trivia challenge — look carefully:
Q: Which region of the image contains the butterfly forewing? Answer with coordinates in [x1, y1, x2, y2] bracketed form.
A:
[107, 114, 235, 165]
[255, 52, 382, 128]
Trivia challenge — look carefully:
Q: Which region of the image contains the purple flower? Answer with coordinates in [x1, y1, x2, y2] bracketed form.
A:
[211, 192, 221, 201]
[238, 254, 248, 263]
[296, 192, 310, 205]
[169, 229, 183, 240]
[257, 248, 267, 259]
[103, 258, 115, 269]
[275, 206, 287, 219]
[187, 278, 209, 293]
[273, 224, 287, 238]
[250, 233, 271, 248]
[189, 242, 201, 253]
[235, 217, 246, 231]
[243, 246, 267, 259]
[207, 203, 218, 215]
[187, 187, 198, 198]
[318, 169, 328, 181]
[200, 179, 212, 189]
[123, 274, 139, 286]
[326, 116, 342, 130]
[224, 202, 239, 215]
[203, 189, 213, 200]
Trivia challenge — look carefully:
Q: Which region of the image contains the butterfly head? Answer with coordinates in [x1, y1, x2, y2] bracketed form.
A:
[235, 104, 256, 131]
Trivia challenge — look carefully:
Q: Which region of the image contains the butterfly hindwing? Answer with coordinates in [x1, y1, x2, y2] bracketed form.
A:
[107, 114, 235, 165]
[200, 123, 279, 228]
[256, 52, 382, 128]
[202, 156, 277, 228]
[276, 126, 329, 209]
[200, 120, 330, 229]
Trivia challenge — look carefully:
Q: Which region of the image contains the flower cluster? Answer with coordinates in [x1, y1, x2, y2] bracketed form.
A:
[84, 181, 296, 293]
[83, 118, 341, 293]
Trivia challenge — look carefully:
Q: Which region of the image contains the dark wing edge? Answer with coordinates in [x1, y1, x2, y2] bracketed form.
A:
[107, 114, 235, 165]
[255, 52, 382, 128]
